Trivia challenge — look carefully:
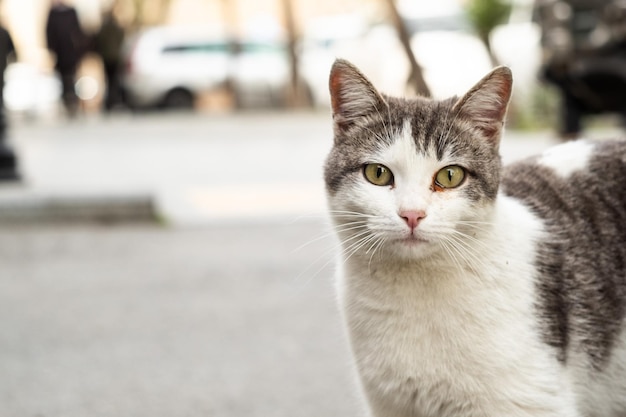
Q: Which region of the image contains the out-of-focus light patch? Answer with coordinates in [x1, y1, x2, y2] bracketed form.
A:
[5, 63, 61, 112]
[75, 76, 99, 100]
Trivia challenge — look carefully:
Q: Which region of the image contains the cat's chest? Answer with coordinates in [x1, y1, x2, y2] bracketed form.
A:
[340, 263, 557, 416]
[341, 259, 542, 388]
[345, 267, 505, 366]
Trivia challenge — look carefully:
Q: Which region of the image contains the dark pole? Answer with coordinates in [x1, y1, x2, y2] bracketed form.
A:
[0, 24, 19, 181]
[0, 114, 19, 180]
[384, 0, 431, 97]
[0, 112, 19, 181]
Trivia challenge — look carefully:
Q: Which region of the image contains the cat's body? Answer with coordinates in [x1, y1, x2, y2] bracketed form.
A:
[324, 59, 626, 417]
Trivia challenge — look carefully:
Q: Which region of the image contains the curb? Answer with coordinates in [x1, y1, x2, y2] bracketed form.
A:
[0, 191, 159, 224]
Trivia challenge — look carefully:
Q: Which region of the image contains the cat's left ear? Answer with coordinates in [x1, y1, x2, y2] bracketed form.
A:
[452, 66, 512, 147]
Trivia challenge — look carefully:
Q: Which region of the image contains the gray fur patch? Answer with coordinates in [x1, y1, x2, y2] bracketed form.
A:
[324, 95, 405, 194]
[501, 139, 626, 368]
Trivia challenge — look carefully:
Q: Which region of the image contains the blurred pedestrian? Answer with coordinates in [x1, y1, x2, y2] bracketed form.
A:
[45, 0, 87, 117]
[534, 0, 626, 140]
[0, 22, 14, 140]
[94, 7, 125, 111]
[0, 21, 19, 180]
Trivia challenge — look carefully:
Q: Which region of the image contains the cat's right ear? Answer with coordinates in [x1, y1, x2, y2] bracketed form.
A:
[329, 59, 387, 136]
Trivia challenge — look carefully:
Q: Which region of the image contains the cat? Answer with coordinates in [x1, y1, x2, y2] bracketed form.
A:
[324, 58, 626, 417]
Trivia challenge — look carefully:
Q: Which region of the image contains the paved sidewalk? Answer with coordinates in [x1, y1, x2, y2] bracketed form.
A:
[2, 111, 333, 224]
[0, 220, 364, 417]
[2, 110, 616, 225]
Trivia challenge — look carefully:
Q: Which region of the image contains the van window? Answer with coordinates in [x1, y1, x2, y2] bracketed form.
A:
[162, 43, 230, 54]
[239, 43, 285, 54]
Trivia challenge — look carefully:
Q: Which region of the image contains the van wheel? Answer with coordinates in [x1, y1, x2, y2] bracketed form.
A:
[163, 89, 194, 109]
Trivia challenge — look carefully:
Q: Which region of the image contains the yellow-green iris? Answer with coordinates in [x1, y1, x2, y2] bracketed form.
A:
[363, 164, 394, 186]
[435, 166, 465, 189]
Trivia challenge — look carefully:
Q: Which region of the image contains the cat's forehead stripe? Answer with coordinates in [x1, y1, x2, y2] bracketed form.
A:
[375, 120, 437, 176]
[383, 116, 453, 162]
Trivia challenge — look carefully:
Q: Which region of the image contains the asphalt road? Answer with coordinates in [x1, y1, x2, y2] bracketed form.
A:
[8, 111, 334, 224]
[0, 220, 366, 417]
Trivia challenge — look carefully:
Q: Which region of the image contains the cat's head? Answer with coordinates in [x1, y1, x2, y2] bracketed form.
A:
[324, 59, 512, 260]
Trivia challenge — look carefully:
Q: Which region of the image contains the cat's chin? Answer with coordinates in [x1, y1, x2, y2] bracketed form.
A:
[397, 236, 428, 247]
[387, 237, 437, 260]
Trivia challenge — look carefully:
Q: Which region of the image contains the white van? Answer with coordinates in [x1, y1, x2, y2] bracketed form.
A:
[120, 26, 290, 109]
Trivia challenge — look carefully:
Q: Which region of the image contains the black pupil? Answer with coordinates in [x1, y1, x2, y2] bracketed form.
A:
[377, 166, 385, 178]
[447, 169, 454, 181]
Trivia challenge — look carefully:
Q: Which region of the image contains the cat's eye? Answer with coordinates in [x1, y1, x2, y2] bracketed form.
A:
[435, 166, 466, 189]
[363, 164, 394, 186]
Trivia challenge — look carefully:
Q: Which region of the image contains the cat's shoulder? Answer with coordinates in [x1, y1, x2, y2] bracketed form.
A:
[500, 138, 626, 226]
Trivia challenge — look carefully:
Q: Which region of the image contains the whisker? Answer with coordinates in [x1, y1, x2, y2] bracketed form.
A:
[341, 233, 379, 263]
[327, 210, 377, 217]
[438, 238, 466, 274]
[367, 237, 387, 272]
[293, 226, 375, 289]
[291, 220, 369, 254]
[448, 229, 491, 252]
[444, 233, 492, 278]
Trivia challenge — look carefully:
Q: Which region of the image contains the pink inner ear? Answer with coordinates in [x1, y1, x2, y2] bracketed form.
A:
[329, 69, 344, 115]
[486, 80, 512, 121]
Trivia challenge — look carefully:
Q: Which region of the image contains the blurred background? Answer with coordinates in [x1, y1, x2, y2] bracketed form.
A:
[4, 0, 543, 117]
[3, 0, 624, 132]
[1, 0, 625, 416]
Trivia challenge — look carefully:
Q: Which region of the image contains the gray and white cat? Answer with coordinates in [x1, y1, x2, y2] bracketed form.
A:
[324, 59, 626, 417]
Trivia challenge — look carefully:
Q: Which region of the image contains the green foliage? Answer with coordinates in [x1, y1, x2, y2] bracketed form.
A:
[465, 0, 512, 42]
[506, 84, 559, 131]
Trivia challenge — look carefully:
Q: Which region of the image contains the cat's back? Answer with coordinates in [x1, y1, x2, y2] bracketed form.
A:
[501, 138, 626, 244]
[501, 138, 626, 410]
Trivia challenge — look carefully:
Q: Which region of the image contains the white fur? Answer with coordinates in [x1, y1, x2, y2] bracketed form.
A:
[336, 196, 579, 417]
[567, 329, 626, 417]
[538, 140, 594, 178]
[329, 129, 626, 417]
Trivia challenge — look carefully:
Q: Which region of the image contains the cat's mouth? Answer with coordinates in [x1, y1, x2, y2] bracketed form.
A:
[397, 234, 429, 246]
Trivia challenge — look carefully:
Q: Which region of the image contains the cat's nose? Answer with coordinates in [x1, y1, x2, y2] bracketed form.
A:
[399, 210, 426, 230]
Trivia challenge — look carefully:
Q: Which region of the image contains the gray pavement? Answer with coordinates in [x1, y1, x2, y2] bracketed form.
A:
[4, 111, 336, 225]
[0, 221, 364, 417]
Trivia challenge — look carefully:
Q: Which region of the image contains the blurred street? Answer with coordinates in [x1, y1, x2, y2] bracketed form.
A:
[0, 220, 363, 417]
[5, 111, 334, 224]
[0, 110, 619, 417]
[1, 111, 367, 417]
[3, 110, 568, 225]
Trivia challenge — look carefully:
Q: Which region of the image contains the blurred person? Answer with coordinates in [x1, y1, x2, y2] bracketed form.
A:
[0, 21, 18, 180]
[94, 7, 125, 111]
[534, 0, 626, 140]
[46, 0, 87, 117]
[0, 22, 14, 140]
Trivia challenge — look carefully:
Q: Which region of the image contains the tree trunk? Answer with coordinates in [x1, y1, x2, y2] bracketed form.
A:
[482, 35, 501, 68]
[384, 0, 431, 97]
[220, 0, 239, 107]
[281, 0, 311, 108]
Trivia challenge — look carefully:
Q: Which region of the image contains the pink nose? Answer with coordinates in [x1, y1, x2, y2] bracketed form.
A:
[399, 210, 426, 230]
